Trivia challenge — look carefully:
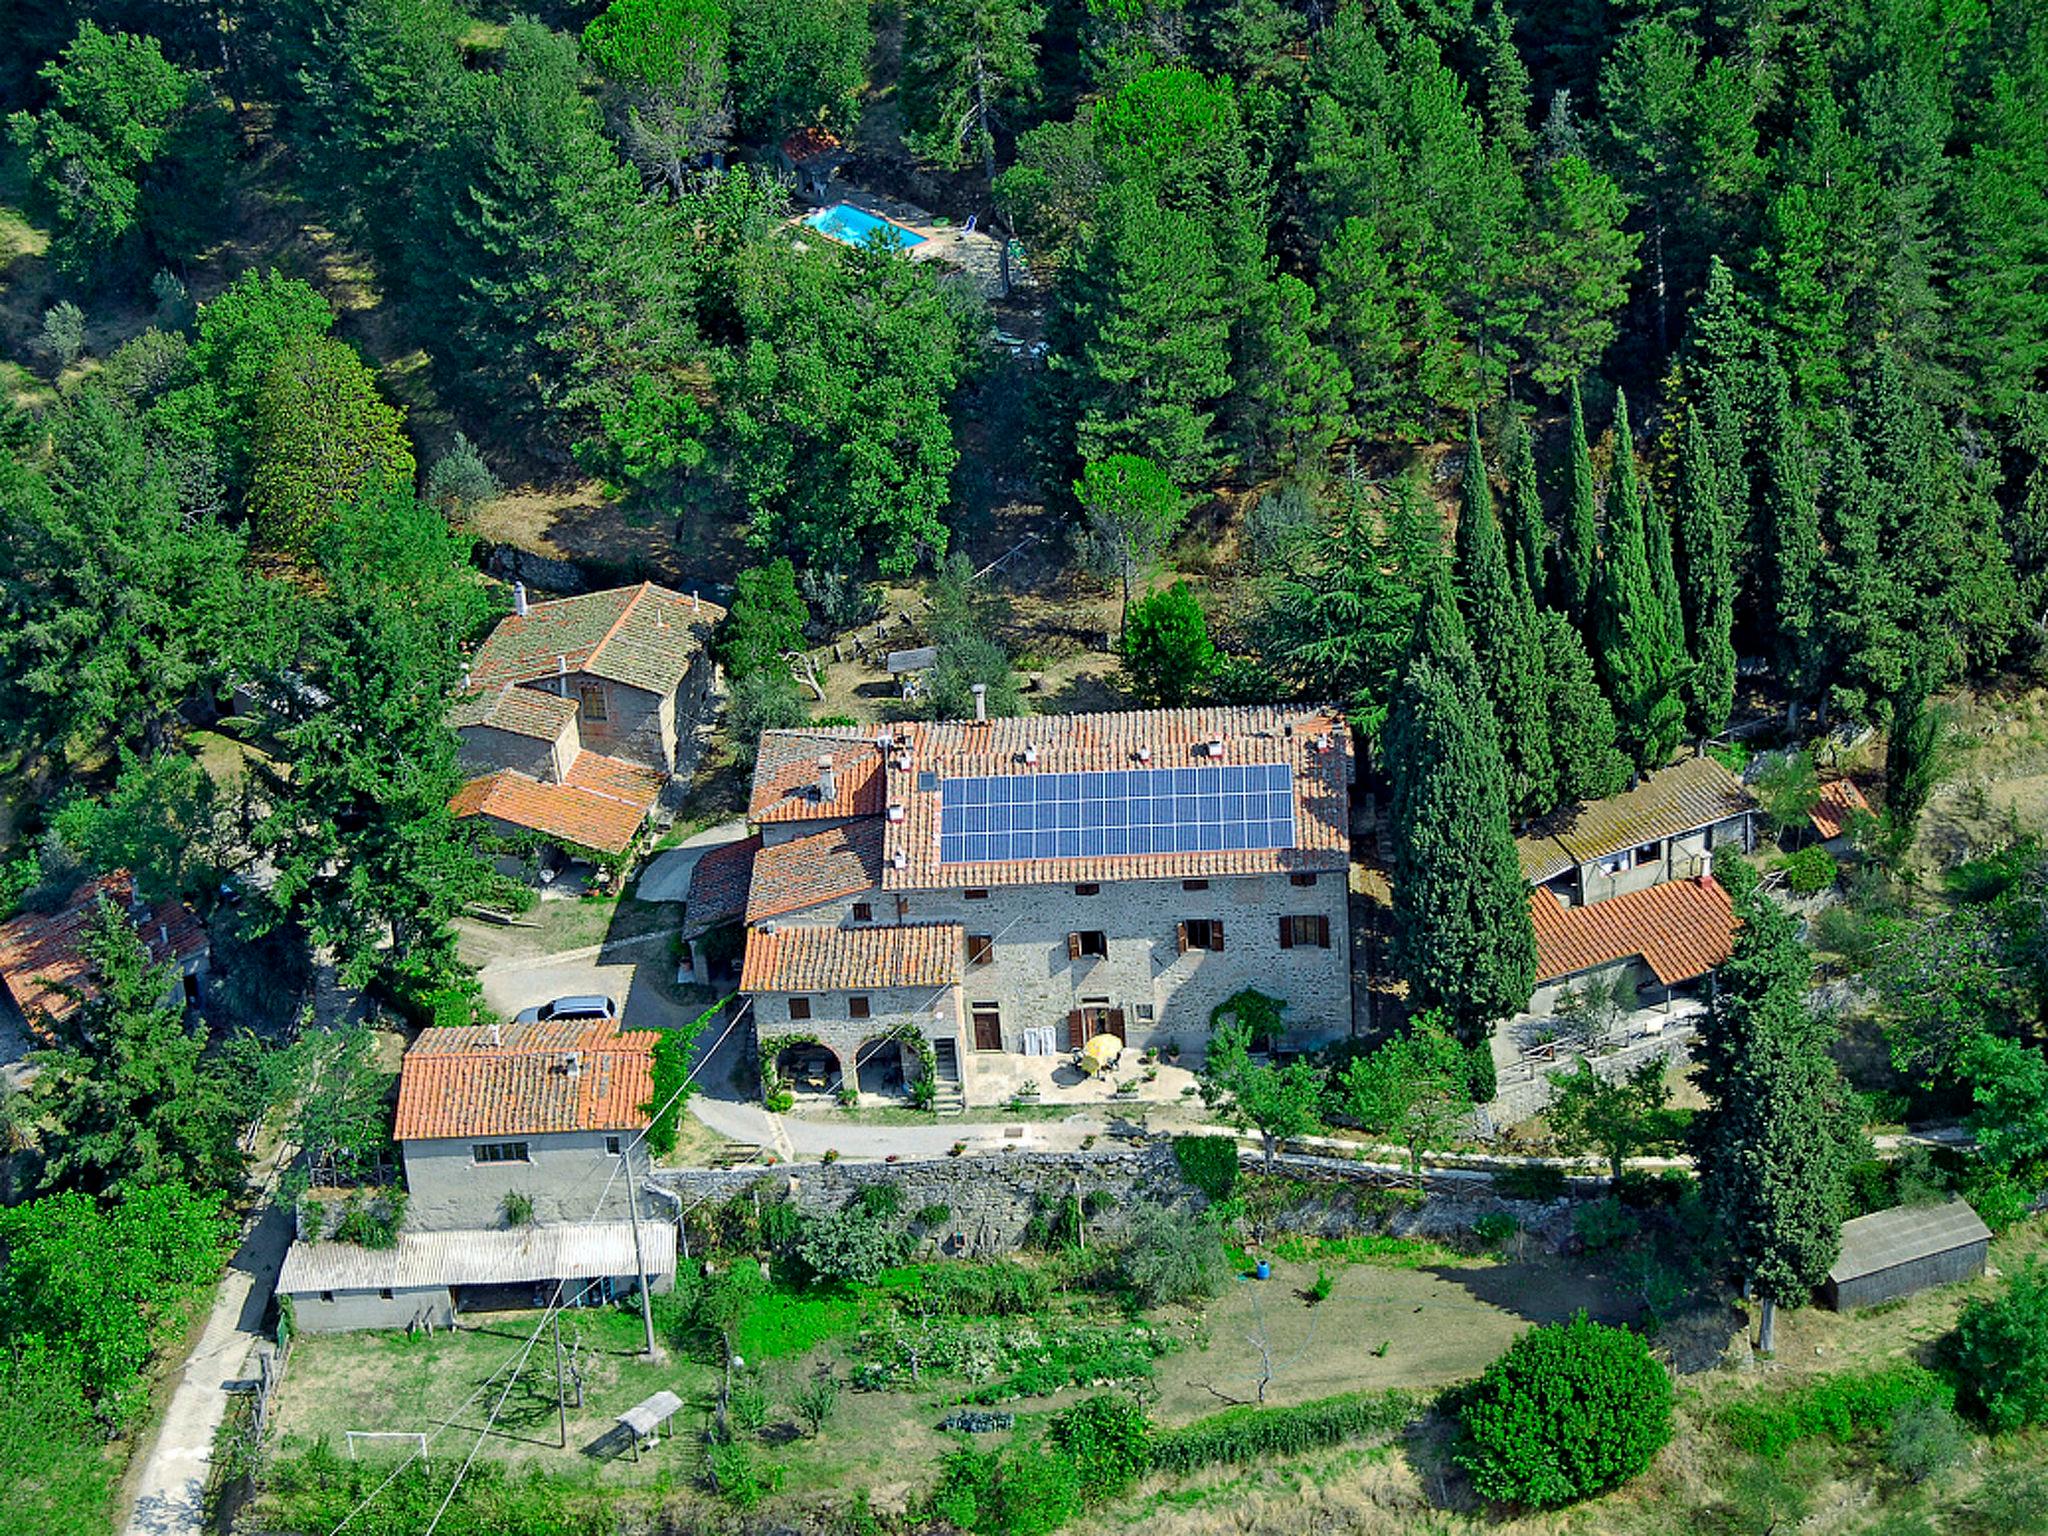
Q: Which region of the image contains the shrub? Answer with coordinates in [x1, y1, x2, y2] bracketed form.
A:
[729, 1376, 770, 1434]
[1174, 1135, 1242, 1201]
[793, 1367, 839, 1436]
[1493, 1163, 1568, 1202]
[1721, 1363, 1957, 1457]
[1777, 845, 1839, 896]
[330, 1190, 406, 1248]
[1309, 1266, 1335, 1301]
[705, 1439, 773, 1508]
[856, 1182, 904, 1219]
[930, 1439, 1082, 1536]
[501, 1190, 535, 1227]
[1049, 1394, 1152, 1503]
[798, 1208, 904, 1285]
[41, 301, 86, 367]
[423, 432, 499, 515]
[1473, 1213, 1519, 1252]
[764, 1088, 795, 1113]
[1955, 1263, 2048, 1430]
[758, 1199, 804, 1253]
[1886, 1400, 1966, 1483]
[915, 1203, 952, 1227]
[1119, 1204, 1229, 1307]
[1150, 1389, 1417, 1472]
[887, 1261, 1048, 1317]
[1455, 1313, 1673, 1508]
[1574, 1197, 1641, 1251]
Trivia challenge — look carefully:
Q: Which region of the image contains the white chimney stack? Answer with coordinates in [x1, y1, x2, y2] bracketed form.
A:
[462, 667, 472, 691]
[513, 581, 529, 617]
[557, 654, 568, 677]
[488, 1022, 501, 1048]
[691, 590, 701, 612]
[817, 754, 837, 802]
[972, 683, 987, 723]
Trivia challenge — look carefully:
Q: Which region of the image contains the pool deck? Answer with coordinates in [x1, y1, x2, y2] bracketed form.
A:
[788, 186, 1019, 298]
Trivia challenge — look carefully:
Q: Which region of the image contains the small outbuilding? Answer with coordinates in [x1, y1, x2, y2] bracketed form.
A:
[1823, 1199, 1992, 1311]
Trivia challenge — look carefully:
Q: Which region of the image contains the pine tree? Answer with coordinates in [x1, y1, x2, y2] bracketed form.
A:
[1319, 218, 1407, 439]
[1538, 608, 1631, 803]
[1385, 576, 1539, 1099]
[1815, 413, 1908, 725]
[901, 0, 1046, 179]
[1590, 391, 1685, 770]
[1238, 272, 1352, 477]
[1673, 407, 1736, 739]
[1456, 413, 1554, 818]
[1692, 877, 1854, 1355]
[1753, 355, 1823, 723]
[1557, 378, 1599, 621]
[1498, 406, 1548, 603]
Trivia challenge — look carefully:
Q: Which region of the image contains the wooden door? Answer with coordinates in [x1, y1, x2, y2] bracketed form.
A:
[973, 1007, 1002, 1052]
[1105, 1008, 1127, 1042]
[1067, 1009, 1085, 1049]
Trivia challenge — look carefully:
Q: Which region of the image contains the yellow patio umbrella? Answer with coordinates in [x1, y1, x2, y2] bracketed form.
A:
[1080, 1033, 1122, 1074]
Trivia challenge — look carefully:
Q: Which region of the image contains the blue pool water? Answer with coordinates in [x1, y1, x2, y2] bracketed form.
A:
[804, 202, 927, 250]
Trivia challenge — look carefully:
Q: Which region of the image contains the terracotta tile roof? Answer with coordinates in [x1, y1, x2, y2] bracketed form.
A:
[448, 752, 663, 855]
[1810, 778, 1873, 841]
[1529, 876, 1736, 986]
[448, 683, 579, 741]
[781, 126, 845, 162]
[0, 872, 207, 1027]
[800, 705, 1352, 893]
[746, 819, 885, 922]
[748, 728, 886, 825]
[740, 921, 963, 994]
[394, 1020, 657, 1141]
[466, 583, 724, 699]
[1518, 758, 1756, 883]
[682, 836, 761, 939]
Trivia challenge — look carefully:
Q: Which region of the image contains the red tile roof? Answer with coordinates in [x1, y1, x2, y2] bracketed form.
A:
[448, 683, 579, 742]
[449, 752, 663, 855]
[466, 583, 723, 699]
[748, 706, 1350, 894]
[0, 872, 207, 1027]
[1530, 876, 1737, 987]
[682, 835, 761, 939]
[781, 126, 845, 162]
[746, 819, 885, 922]
[1810, 779, 1873, 841]
[394, 1021, 657, 1141]
[748, 728, 886, 825]
[740, 921, 963, 994]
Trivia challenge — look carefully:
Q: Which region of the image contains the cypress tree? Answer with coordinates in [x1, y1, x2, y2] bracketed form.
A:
[1754, 354, 1822, 724]
[1692, 876, 1854, 1355]
[1538, 608, 1631, 803]
[1643, 478, 1685, 675]
[1815, 412, 1907, 725]
[1456, 413, 1555, 819]
[1590, 391, 1686, 770]
[1385, 575, 1538, 1102]
[1673, 407, 1736, 739]
[1557, 378, 1599, 621]
[1498, 405, 1547, 600]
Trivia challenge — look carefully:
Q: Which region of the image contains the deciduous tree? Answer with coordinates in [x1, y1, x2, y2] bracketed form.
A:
[1123, 583, 1214, 706]
[247, 337, 416, 554]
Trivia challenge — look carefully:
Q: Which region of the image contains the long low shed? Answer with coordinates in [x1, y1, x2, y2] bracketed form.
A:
[280, 1221, 676, 1333]
[1823, 1200, 1992, 1311]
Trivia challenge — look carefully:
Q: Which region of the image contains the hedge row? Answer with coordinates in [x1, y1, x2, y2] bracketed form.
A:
[1720, 1363, 1956, 1458]
[1148, 1388, 1418, 1473]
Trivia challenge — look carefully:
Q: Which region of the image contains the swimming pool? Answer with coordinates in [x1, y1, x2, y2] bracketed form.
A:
[803, 202, 927, 251]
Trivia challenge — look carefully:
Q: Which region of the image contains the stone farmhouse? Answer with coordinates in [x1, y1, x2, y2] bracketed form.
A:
[278, 1018, 674, 1333]
[1509, 755, 1758, 1044]
[694, 704, 1354, 1109]
[447, 581, 724, 862]
[0, 871, 208, 1038]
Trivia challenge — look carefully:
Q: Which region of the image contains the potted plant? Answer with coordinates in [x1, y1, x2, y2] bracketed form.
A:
[1164, 1038, 1182, 1062]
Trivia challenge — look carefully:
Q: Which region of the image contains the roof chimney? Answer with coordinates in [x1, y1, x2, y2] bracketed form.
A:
[488, 1022, 501, 1048]
[557, 654, 568, 677]
[461, 667, 472, 691]
[691, 590, 700, 613]
[817, 754, 837, 803]
[971, 683, 987, 723]
[513, 581, 529, 617]
[564, 1052, 582, 1079]
[159, 922, 170, 948]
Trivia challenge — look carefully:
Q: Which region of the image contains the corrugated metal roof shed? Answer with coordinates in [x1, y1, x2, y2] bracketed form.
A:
[1830, 1200, 1992, 1284]
[278, 1222, 674, 1294]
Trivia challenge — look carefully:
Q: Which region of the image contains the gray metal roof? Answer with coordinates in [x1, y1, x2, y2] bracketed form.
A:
[279, 1221, 675, 1294]
[617, 1390, 685, 1435]
[1829, 1200, 1992, 1283]
[1517, 757, 1756, 883]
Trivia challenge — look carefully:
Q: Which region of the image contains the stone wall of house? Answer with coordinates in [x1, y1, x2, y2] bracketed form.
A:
[403, 1129, 647, 1230]
[456, 718, 577, 783]
[755, 983, 961, 1101]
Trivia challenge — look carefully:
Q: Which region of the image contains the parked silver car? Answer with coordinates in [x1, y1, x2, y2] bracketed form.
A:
[513, 994, 618, 1026]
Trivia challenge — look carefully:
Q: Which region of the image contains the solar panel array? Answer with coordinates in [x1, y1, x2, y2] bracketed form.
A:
[938, 764, 1296, 865]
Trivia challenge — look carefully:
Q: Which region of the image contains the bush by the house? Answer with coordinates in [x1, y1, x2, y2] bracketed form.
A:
[1049, 1393, 1152, 1503]
[1455, 1313, 1672, 1508]
[1954, 1263, 2048, 1431]
[1720, 1362, 1957, 1457]
[1173, 1134, 1242, 1201]
[1573, 1197, 1641, 1251]
[1777, 845, 1840, 896]
[1118, 1202, 1229, 1308]
[1149, 1389, 1417, 1473]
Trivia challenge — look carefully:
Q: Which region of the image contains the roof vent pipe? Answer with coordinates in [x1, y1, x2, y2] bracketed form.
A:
[462, 667, 472, 691]
[513, 581, 529, 617]
[691, 590, 700, 612]
[565, 1053, 582, 1079]
[557, 654, 568, 676]
[817, 754, 837, 803]
[971, 683, 987, 723]
[488, 1023, 501, 1048]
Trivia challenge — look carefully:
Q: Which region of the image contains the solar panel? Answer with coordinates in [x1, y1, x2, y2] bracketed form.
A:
[937, 764, 1295, 864]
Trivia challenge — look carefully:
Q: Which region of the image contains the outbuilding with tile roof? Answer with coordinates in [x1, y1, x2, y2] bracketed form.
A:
[0, 872, 209, 1034]
[395, 1020, 658, 1231]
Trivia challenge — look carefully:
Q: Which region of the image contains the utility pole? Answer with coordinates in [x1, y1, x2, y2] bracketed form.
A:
[552, 1284, 567, 1449]
[624, 1140, 656, 1358]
